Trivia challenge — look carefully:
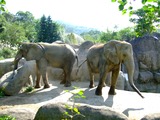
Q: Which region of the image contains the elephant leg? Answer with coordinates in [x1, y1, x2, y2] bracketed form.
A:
[63, 66, 72, 87]
[89, 73, 95, 88]
[41, 71, 50, 88]
[35, 67, 41, 88]
[95, 63, 108, 96]
[108, 66, 120, 95]
[87, 61, 95, 88]
[42, 72, 50, 88]
[60, 70, 66, 84]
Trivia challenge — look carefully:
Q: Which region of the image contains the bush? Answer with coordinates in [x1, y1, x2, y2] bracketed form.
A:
[0, 47, 17, 59]
[0, 87, 5, 98]
[0, 115, 16, 120]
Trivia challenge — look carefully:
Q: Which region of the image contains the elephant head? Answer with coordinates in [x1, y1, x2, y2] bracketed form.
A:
[14, 43, 45, 70]
[103, 40, 144, 98]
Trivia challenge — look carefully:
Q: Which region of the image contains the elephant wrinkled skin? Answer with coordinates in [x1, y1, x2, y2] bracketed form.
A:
[14, 42, 78, 88]
[87, 40, 144, 98]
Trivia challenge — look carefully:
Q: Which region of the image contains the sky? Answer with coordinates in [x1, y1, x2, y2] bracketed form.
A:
[5, 0, 142, 31]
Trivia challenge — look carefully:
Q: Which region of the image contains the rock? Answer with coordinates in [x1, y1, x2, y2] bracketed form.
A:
[0, 58, 26, 78]
[0, 108, 35, 120]
[154, 72, 160, 83]
[74, 41, 94, 81]
[0, 60, 37, 95]
[139, 62, 149, 70]
[65, 33, 85, 45]
[131, 34, 160, 92]
[139, 71, 153, 83]
[0, 58, 14, 78]
[34, 102, 129, 120]
[141, 113, 160, 120]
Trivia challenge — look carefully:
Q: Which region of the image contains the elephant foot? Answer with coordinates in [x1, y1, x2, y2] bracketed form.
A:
[103, 83, 106, 87]
[89, 84, 95, 88]
[108, 86, 116, 95]
[35, 85, 41, 89]
[44, 84, 50, 89]
[60, 80, 65, 84]
[95, 86, 102, 96]
[64, 82, 71, 87]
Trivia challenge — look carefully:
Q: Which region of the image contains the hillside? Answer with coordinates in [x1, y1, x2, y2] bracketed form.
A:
[57, 20, 99, 35]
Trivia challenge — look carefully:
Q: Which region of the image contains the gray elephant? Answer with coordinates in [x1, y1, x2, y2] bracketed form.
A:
[86, 40, 144, 98]
[14, 42, 78, 88]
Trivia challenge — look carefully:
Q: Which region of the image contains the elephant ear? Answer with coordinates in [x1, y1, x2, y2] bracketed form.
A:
[103, 41, 119, 64]
[25, 43, 44, 60]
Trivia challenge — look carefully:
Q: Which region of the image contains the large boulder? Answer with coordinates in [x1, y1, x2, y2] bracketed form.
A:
[65, 33, 85, 45]
[34, 102, 129, 120]
[0, 60, 37, 95]
[0, 108, 35, 120]
[131, 33, 160, 92]
[0, 58, 14, 78]
[141, 113, 160, 120]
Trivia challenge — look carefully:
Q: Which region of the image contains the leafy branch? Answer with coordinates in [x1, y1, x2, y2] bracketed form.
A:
[62, 86, 86, 120]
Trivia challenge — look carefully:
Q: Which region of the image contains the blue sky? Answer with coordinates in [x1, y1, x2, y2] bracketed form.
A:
[5, 0, 142, 31]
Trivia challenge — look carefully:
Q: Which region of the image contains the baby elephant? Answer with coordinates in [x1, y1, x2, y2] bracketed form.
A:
[14, 42, 78, 88]
[87, 40, 144, 98]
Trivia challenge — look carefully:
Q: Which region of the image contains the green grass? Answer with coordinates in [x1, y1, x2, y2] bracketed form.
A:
[24, 86, 34, 93]
[0, 115, 16, 120]
[0, 88, 5, 98]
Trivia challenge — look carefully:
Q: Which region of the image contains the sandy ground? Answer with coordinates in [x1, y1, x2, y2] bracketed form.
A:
[0, 80, 160, 120]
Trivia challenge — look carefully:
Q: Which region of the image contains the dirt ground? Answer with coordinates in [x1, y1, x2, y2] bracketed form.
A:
[0, 80, 160, 120]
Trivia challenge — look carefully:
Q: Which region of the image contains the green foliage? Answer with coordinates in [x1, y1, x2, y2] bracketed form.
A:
[116, 27, 136, 41]
[0, 115, 16, 120]
[0, 0, 6, 12]
[24, 86, 34, 93]
[15, 11, 37, 41]
[80, 30, 101, 43]
[37, 15, 64, 43]
[112, 0, 160, 36]
[100, 29, 118, 42]
[0, 12, 35, 47]
[130, 7, 159, 36]
[0, 47, 17, 59]
[81, 27, 136, 43]
[62, 87, 86, 120]
[0, 87, 5, 98]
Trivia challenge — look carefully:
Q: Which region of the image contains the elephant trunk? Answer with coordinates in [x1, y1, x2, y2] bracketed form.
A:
[124, 57, 144, 98]
[14, 51, 22, 70]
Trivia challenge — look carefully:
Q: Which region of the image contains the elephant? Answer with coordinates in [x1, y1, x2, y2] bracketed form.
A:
[86, 40, 144, 98]
[14, 42, 78, 88]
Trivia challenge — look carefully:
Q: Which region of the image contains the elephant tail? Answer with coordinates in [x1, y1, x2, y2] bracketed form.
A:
[76, 59, 87, 75]
[75, 54, 79, 67]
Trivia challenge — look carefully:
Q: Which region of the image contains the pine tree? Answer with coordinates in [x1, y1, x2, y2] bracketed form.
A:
[37, 15, 64, 43]
[38, 15, 47, 42]
[46, 16, 53, 43]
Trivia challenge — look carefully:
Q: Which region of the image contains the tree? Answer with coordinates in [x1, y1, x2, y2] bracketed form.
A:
[0, 0, 6, 12]
[37, 15, 64, 43]
[116, 27, 136, 41]
[0, 22, 27, 47]
[100, 29, 117, 42]
[38, 15, 47, 42]
[81, 30, 101, 42]
[46, 16, 54, 43]
[0, 15, 6, 33]
[112, 0, 160, 36]
[130, 8, 158, 36]
[15, 11, 37, 41]
[0, 12, 32, 47]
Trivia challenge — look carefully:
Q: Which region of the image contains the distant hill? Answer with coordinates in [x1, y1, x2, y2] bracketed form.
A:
[57, 21, 99, 35]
